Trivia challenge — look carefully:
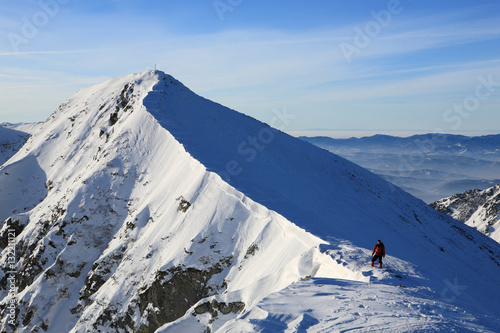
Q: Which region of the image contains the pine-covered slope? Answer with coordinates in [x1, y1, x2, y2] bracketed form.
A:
[431, 184, 500, 243]
[0, 71, 499, 332]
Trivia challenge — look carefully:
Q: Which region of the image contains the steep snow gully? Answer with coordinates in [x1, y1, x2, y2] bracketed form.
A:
[0, 70, 499, 332]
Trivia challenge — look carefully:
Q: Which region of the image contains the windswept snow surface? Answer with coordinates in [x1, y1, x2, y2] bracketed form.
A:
[0, 71, 499, 332]
[217, 278, 498, 333]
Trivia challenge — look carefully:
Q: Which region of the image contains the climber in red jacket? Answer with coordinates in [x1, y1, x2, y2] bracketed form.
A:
[371, 240, 385, 268]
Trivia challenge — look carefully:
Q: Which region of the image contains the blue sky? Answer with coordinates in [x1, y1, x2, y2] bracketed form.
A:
[1, 0, 499, 137]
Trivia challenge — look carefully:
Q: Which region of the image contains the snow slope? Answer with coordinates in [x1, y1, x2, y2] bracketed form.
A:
[217, 277, 498, 333]
[301, 134, 500, 203]
[0, 125, 31, 166]
[431, 184, 500, 243]
[0, 71, 499, 332]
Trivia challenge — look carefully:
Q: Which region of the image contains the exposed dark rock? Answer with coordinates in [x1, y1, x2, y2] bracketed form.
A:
[119, 84, 135, 112]
[194, 300, 245, 317]
[80, 259, 114, 305]
[136, 257, 232, 332]
[245, 242, 258, 258]
[178, 198, 191, 213]
[109, 112, 119, 126]
[0, 218, 25, 249]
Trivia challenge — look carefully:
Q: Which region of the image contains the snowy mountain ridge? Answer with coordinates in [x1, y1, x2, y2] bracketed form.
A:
[431, 183, 500, 243]
[0, 70, 499, 332]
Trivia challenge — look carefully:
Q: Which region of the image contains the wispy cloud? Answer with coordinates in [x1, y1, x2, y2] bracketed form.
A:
[0, 49, 100, 56]
[333, 15, 500, 62]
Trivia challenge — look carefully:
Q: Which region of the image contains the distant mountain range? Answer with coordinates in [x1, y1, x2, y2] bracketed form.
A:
[301, 134, 500, 203]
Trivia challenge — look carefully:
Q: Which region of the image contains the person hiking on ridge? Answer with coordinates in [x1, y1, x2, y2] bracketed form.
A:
[371, 240, 385, 268]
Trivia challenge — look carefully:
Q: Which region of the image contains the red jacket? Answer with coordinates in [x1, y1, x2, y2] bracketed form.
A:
[372, 243, 385, 257]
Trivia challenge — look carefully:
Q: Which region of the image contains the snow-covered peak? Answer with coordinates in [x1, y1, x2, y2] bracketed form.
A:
[432, 184, 500, 242]
[1, 71, 499, 332]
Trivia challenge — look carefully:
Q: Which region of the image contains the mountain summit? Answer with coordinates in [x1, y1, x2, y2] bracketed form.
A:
[1, 71, 499, 332]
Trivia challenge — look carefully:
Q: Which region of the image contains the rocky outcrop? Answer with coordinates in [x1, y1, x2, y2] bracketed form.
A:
[431, 184, 500, 242]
